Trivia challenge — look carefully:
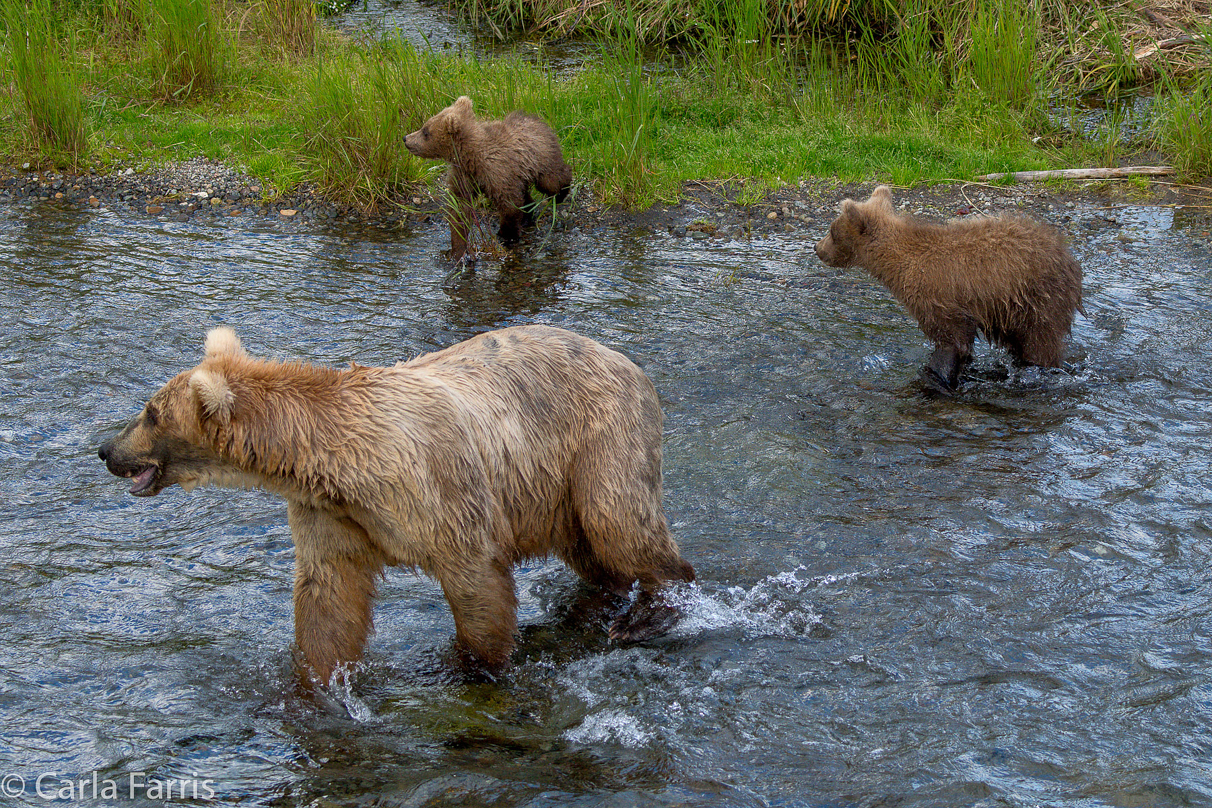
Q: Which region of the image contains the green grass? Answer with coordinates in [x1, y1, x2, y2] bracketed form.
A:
[969, 0, 1039, 107]
[2, 0, 88, 160]
[144, 0, 231, 100]
[1154, 72, 1212, 182]
[0, 0, 1204, 209]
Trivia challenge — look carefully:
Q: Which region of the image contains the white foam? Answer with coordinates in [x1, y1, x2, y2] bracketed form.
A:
[563, 709, 653, 747]
[666, 566, 825, 639]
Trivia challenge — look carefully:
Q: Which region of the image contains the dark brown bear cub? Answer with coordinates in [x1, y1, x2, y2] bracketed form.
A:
[815, 185, 1084, 390]
[405, 96, 572, 259]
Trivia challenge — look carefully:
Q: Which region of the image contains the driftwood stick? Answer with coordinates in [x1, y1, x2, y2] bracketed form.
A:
[976, 166, 1175, 182]
[1135, 34, 1206, 61]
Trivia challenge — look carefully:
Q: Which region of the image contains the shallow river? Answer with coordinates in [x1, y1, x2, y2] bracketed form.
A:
[1, 196, 1210, 807]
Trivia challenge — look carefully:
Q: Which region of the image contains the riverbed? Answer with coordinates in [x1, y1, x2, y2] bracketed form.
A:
[1, 190, 1210, 806]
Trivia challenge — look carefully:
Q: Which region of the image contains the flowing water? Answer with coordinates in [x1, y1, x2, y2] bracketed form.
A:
[1, 195, 1211, 807]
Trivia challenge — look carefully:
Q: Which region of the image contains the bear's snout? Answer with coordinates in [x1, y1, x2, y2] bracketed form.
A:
[98, 435, 161, 496]
[814, 236, 832, 263]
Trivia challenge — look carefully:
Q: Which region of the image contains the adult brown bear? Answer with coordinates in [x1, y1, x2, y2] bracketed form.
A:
[405, 96, 572, 259]
[815, 185, 1084, 389]
[98, 326, 694, 684]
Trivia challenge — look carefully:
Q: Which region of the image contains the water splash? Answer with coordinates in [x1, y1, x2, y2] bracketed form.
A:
[667, 567, 827, 640]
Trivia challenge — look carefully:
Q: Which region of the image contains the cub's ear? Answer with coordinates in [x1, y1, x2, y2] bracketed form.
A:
[840, 198, 869, 235]
[870, 185, 894, 210]
[204, 327, 246, 359]
[190, 368, 235, 424]
[452, 96, 473, 119]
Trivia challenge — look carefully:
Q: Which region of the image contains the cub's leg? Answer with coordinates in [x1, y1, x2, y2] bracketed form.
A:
[1018, 326, 1065, 369]
[446, 168, 478, 259]
[495, 195, 528, 244]
[924, 319, 978, 391]
[925, 344, 967, 391]
[288, 503, 384, 687]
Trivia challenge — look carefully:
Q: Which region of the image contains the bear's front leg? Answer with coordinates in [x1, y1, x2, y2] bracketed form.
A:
[438, 553, 518, 674]
[925, 344, 964, 391]
[288, 502, 384, 687]
[446, 169, 478, 260]
[924, 320, 977, 391]
[446, 202, 475, 260]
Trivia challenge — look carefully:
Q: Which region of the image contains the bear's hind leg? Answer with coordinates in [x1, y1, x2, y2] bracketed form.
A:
[438, 553, 519, 674]
[491, 184, 530, 245]
[537, 164, 572, 203]
[289, 503, 384, 687]
[1018, 326, 1065, 368]
[569, 473, 695, 643]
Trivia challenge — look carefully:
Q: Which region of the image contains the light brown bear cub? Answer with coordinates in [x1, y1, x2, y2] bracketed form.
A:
[815, 185, 1084, 389]
[98, 325, 694, 685]
[405, 96, 572, 259]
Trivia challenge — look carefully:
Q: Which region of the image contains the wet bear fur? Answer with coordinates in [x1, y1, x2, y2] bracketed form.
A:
[815, 185, 1084, 389]
[98, 325, 694, 685]
[404, 95, 572, 258]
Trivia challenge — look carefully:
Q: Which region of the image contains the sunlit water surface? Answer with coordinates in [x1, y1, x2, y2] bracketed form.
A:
[1, 198, 1210, 807]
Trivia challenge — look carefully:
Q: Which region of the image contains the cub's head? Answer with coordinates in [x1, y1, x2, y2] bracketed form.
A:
[98, 327, 248, 497]
[814, 185, 896, 268]
[403, 95, 475, 160]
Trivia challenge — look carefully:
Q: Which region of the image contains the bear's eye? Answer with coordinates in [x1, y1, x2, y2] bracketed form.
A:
[144, 405, 159, 428]
[422, 126, 430, 138]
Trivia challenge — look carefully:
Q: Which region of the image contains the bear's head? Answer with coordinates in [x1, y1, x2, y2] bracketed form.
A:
[404, 95, 475, 160]
[98, 327, 253, 497]
[814, 185, 896, 268]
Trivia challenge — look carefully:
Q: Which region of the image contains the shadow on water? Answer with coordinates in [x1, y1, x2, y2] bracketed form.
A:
[1, 194, 1211, 806]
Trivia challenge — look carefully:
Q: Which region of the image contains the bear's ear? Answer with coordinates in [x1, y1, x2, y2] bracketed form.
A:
[204, 327, 246, 359]
[190, 368, 235, 425]
[870, 185, 894, 210]
[841, 198, 869, 235]
[453, 96, 473, 116]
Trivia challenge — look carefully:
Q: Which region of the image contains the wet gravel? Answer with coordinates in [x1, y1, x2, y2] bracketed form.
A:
[2, 158, 1209, 244]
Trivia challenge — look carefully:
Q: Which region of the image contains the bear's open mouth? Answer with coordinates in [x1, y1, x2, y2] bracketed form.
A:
[128, 465, 159, 496]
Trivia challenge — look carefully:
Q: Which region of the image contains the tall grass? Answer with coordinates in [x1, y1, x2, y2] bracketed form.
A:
[1154, 70, 1212, 180]
[301, 47, 421, 208]
[449, 0, 902, 42]
[145, 0, 229, 99]
[97, 0, 147, 43]
[968, 0, 1038, 107]
[1, 0, 88, 159]
[0, 0, 1195, 210]
[252, 0, 318, 58]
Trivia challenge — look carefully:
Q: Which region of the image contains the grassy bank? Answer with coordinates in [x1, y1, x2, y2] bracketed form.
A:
[0, 0, 1207, 210]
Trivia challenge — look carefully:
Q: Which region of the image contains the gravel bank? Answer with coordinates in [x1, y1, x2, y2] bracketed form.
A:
[3, 158, 1208, 246]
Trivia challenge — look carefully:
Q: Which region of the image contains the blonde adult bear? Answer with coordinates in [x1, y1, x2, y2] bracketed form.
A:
[815, 185, 1084, 390]
[98, 326, 694, 684]
[404, 95, 572, 259]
